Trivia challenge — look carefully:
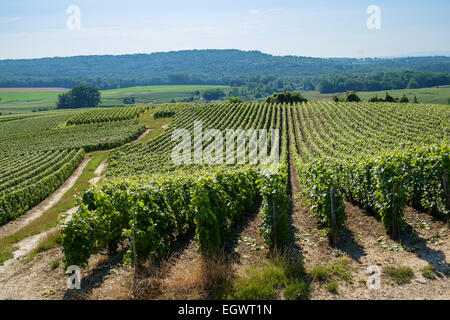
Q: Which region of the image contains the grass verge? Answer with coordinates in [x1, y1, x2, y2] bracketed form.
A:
[138, 111, 171, 143]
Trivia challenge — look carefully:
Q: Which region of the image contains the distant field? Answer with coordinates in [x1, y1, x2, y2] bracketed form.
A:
[302, 86, 450, 105]
[0, 88, 69, 93]
[2, 84, 448, 115]
[0, 85, 230, 114]
[99, 85, 230, 105]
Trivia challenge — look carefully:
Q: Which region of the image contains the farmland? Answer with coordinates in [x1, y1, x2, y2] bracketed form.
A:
[0, 85, 230, 114]
[302, 86, 450, 105]
[0, 101, 449, 300]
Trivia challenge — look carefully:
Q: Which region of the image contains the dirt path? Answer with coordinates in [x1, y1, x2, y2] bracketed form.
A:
[4, 159, 107, 265]
[0, 158, 91, 240]
[0, 159, 111, 299]
[88, 160, 108, 184]
[135, 129, 153, 143]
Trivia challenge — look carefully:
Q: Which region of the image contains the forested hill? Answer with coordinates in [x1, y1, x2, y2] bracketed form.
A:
[1, 49, 450, 91]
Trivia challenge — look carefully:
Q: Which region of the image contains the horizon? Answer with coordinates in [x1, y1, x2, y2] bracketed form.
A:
[1, 48, 450, 62]
[1, 0, 449, 60]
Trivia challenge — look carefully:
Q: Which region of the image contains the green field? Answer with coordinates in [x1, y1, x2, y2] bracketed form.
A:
[99, 85, 230, 105]
[302, 86, 450, 105]
[0, 85, 230, 114]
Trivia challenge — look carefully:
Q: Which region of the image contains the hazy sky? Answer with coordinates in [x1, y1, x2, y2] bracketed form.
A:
[0, 0, 449, 59]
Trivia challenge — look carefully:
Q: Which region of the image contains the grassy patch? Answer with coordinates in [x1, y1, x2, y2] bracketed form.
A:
[421, 265, 437, 280]
[0, 250, 14, 265]
[326, 281, 338, 293]
[0, 150, 108, 265]
[228, 251, 309, 300]
[309, 258, 353, 294]
[138, 112, 171, 143]
[26, 229, 61, 262]
[310, 265, 331, 282]
[384, 266, 414, 285]
[51, 258, 60, 270]
[284, 280, 309, 300]
[332, 258, 352, 282]
[231, 264, 288, 300]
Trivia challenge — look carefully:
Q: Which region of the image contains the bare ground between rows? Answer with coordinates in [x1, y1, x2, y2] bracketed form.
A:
[0, 244, 134, 300]
[287, 151, 449, 299]
[324, 203, 450, 300]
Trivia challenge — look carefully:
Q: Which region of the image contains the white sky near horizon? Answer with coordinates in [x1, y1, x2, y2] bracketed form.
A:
[0, 0, 449, 59]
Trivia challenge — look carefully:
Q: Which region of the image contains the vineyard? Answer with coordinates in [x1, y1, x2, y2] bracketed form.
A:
[0, 149, 85, 224]
[61, 101, 450, 271]
[0, 101, 449, 300]
[66, 106, 149, 125]
[0, 107, 150, 226]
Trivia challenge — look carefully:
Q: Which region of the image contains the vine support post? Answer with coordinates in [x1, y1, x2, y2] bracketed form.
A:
[330, 188, 337, 247]
[273, 197, 278, 250]
[443, 173, 450, 227]
[392, 185, 398, 238]
[132, 222, 137, 282]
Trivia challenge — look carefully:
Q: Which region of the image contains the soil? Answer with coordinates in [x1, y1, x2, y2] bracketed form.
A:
[88, 160, 108, 184]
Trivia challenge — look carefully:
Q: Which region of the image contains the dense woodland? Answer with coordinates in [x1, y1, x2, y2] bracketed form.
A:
[0, 50, 450, 96]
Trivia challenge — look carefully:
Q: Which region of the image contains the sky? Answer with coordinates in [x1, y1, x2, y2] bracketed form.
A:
[0, 0, 449, 59]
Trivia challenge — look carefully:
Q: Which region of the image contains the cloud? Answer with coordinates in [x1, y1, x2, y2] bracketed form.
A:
[0, 17, 21, 24]
[249, 8, 281, 15]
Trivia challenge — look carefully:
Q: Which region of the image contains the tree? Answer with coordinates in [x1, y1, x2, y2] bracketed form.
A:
[57, 85, 101, 109]
[414, 96, 419, 103]
[368, 95, 382, 102]
[123, 97, 135, 104]
[266, 91, 308, 104]
[57, 92, 74, 109]
[344, 91, 361, 102]
[407, 78, 419, 89]
[228, 97, 243, 103]
[384, 92, 397, 102]
[202, 89, 226, 101]
[399, 95, 409, 103]
[332, 95, 340, 102]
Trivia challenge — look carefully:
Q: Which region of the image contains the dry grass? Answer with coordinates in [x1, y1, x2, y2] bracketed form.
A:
[129, 254, 235, 300]
[199, 256, 234, 299]
[159, 259, 204, 300]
